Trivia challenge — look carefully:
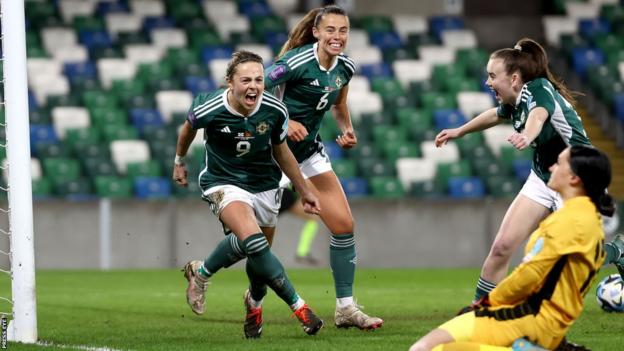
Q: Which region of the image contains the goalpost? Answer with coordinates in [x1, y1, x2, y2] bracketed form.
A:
[1, 0, 37, 343]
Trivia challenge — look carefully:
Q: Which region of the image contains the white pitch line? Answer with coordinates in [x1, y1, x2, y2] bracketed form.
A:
[36, 340, 131, 351]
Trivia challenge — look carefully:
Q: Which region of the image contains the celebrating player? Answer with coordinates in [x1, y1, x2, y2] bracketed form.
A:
[433, 37, 624, 302]
[409, 145, 614, 351]
[174, 50, 323, 338]
[263, 5, 383, 330]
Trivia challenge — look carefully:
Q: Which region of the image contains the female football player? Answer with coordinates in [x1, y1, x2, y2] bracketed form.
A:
[263, 5, 383, 330]
[173, 50, 323, 338]
[409, 144, 614, 351]
[434, 37, 624, 301]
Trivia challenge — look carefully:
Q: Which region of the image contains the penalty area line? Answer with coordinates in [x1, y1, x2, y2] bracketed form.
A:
[36, 340, 131, 351]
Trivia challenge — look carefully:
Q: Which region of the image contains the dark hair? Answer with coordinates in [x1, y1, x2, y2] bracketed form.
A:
[225, 50, 264, 81]
[569, 145, 615, 216]
[491, 37, 580, 106]
[277, 5, 347, 58]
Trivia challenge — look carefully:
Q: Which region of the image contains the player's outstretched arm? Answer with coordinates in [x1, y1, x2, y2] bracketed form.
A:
[172, 120, 197, 187]
[435, 107, 501, 147]
[331, 86, 357, 149]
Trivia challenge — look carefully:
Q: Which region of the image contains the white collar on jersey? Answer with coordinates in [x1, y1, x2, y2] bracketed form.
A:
[222, 88, 263, 117]
[313, 42, 340, 72]
[514, 82, 529, 107]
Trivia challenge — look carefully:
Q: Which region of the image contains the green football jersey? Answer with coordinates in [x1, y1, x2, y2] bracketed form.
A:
[497, 78, 590, 182]
[187, 88, 289, 193]
[265, 43, 355, 162]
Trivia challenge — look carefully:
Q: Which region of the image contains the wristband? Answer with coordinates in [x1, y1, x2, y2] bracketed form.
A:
[174, 155, 186, 165]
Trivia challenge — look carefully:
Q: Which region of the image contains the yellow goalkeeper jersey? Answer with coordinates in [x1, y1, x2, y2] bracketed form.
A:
[489, 196, 605, 336]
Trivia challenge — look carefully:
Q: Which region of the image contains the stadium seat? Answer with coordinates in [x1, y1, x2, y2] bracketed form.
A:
[110, 139, 150, 174]
[332, 159, 358, 178]
[433, 109, 467, 130]
[142, 16, 176, 33]
[30, 125, 59, 146]
[54, 177, 93, 200]
[59, 0, 97, 23]
[78, 29, 113, 50]
[512, 159, 532, 183]
[542, 16, 578, 47]
[346, 46, 384, 66]
[420, 140, 460, 164]
[29, 75, 70, 106]
[359, 62, 393, 80]
[396, 157, 436, 190]
[106, 13, 142, 36]
[435, 160, 472, 188]
[97, 59, 138, 89]
[571, 47, 605, 77]
[51, 107, 90, 139]
[369, 32, 403, 51]
[409, 179, 445, 198]
[457, 92, 494, 119]
[102, 124, 139, 142]
[64, 128, 100, 150]
[323, 141, 344, 160]
[392, 15, 428, 42]
[125, 45, 166, 65]
[428, 16, 465, 41]
[418, 45, 456, 65]
[41, 27, 78, 54]
[383, 140, 421, 163]
[134, 176, 172, 199]
[130, 108, 165, 134]
[347, 91, 383, 120]
[486, 175, 520, 198]
[151, 28, 188, 49]
[42, 158, 81, 186]
[369, 177, 405, 199]
[34, 141, 69, 159]
[448, 176, 485, 199]
[152, 91, 192, 124]
[212, 17, 252, 42]
[358, 158, 395, 178]
[126, 160, 162, 179]
[340, 177, 369, 198]
[94, 176, 133, 198]
[392, 60, 432, 88]
[441, 29, 477, 49]
[82, 157, 118, 178]
[130, 0, 165, 18]
[346, 29, 371, 50]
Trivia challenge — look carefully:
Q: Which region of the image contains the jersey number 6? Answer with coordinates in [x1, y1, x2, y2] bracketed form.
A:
[315, 92, 329, 110]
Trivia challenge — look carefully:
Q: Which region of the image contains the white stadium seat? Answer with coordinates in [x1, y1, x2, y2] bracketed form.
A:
[150, 28, 188, 49]
[286, 14, 305, 32]
[110, 140, 151, 174]
[347, 75, 371, 94]
[418, 45, 456, 65]
[457, 92, 495, 119]
[267, 0, 298, 17]
[41, 27, 78, 54]
[420, 140, 460, 164]
[396, 157, 436, 190]
[484, 125, 516, 156]
[212, 16, 251, 42]
[542, 16, 578, 47]
[51, 45, 89, 63]
[58, 0, 97, 23]
[106, 13, 143, 37]
[124, 44, 165, 64]
[347, 29, 370, 50]
[345, 46, 383, 67]
[27, 58, 63, 77]
[29, 74, 70, 106]
[130, 0, 165, 17]
[209, 58, 230, 86]
[392, 15, 428, 41]
[97, 58, 138, 89]
[203, 0, 239, 22]
[347, 91, 383, 121]
[51, 107, 91, 139]
[441, 29, 478, 49]
[155, 91, 194, 124]
[235, 44, 274, 65]
[392, 60, 432, 89]
[565, 2, 600, 19]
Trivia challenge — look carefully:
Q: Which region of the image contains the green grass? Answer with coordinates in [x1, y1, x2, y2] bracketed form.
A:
[1, 268, 623, 350]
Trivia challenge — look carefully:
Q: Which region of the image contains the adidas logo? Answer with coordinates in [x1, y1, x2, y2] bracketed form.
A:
[309, 79, 320, 86]
[220, 126, 231, 133]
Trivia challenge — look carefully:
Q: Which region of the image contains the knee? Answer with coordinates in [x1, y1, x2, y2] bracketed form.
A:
[328, 216, 354, 235]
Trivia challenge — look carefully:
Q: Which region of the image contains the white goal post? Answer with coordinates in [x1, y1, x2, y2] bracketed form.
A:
[1, 0, 37, 343]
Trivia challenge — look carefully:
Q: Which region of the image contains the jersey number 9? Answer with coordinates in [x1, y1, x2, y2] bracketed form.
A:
[236, 141, 251, 157]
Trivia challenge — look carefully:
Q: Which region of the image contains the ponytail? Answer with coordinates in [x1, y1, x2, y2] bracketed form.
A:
[491, 38, 581, 106]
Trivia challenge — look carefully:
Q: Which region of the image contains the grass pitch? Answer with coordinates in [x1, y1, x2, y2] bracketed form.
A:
[1, 268, 623, 350]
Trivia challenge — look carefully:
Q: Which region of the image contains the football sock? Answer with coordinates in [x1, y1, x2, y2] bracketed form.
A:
[603, 242, 620, 265]
[296, 220, 319, 257]
[202, 234, 245, 277]
[243, 233, 299, 306]
[246, 259, 267, 302]
[431, 342, 511, 351]
[336, 296, 354, 308]
[474, 276, 496, 302]
[330, 233, 356, 298]
[290, 297, 305, 311]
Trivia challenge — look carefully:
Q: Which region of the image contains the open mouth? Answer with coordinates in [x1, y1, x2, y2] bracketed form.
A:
[329, 42, 343, 50]
[245, 93, 257, 105]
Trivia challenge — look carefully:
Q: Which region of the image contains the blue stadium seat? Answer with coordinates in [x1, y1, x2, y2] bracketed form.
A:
[63, 62, 97, 81]
[185, 76, 217, 96]
[340, 177, 369, 198]
[512, 159, 532, 183]
[30, 125, 59, 146]
[240, 2, 272, 18]
[323, 141, 344, 160]
[571, 47, 605, 77]
[614, 93, 624, 122]
[134, 177, 172, 199]
[130, 109, 165, 133]
[28, 90, 38, 111]
[360, 63, 393, 80]
[96, 1, 129, 16]
[264, 32, 288, 52]
[433, 109, 467, 130]
[142, 16, 176, 33]
[428, 16, 464, 41]
[448, 176, 485, 199]
[369, 32, 403, 51]
[79, 30, 113, 49]
[578, 18, 610, 40]
[201, 45, 235, 63]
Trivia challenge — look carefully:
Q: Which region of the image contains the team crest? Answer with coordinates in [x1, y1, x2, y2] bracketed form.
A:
[256, 122, 269, 135]
[335, 75, 343, 88]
